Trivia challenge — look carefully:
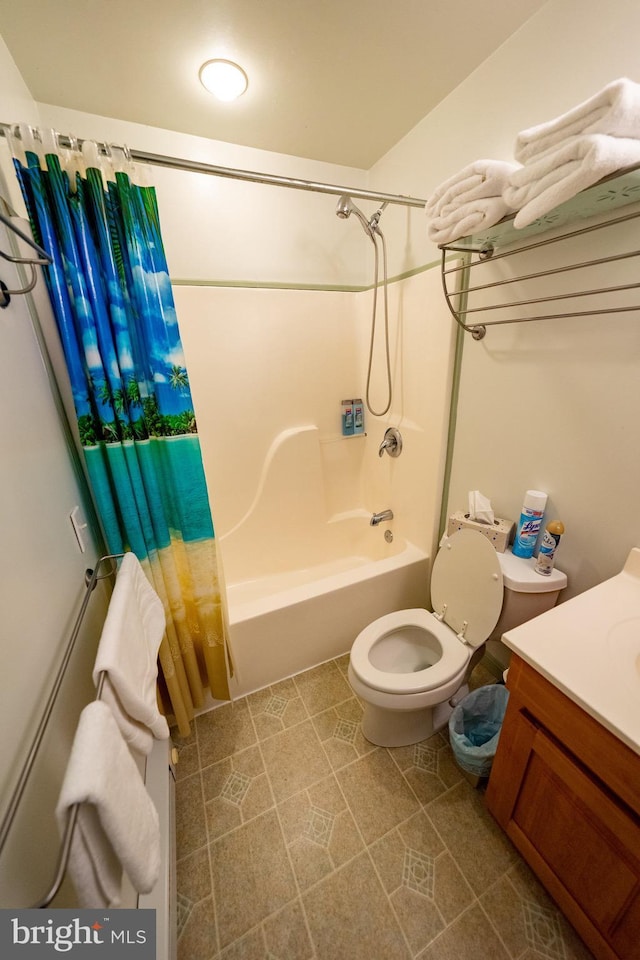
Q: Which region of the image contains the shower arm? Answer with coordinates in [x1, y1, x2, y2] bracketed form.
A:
[368, 202, 389, 232]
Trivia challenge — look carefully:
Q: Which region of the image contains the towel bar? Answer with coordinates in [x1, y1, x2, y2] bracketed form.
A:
[0, 553, 123, 907]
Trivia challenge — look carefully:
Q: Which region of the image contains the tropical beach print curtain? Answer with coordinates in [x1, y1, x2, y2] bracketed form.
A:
[10, 127, 230, 734]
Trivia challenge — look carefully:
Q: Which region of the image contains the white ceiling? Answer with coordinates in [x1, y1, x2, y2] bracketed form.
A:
[0, 0, 547, 169]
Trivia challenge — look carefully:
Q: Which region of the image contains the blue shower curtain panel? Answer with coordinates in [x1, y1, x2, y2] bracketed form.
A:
[13, 145, 230, 720]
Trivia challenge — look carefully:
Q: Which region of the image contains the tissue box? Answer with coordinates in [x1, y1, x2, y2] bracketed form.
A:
[446, 511, 515, 553]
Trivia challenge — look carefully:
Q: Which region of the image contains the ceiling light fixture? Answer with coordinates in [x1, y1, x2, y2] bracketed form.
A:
[199, 59, 248, 102]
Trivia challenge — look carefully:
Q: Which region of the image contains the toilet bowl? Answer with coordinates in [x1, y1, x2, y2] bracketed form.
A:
[348, 528, 567, 747]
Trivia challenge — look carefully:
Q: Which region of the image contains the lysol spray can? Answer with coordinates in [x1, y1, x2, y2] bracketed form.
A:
[512, 490, 547, 559]
[535, 520, 565, 576]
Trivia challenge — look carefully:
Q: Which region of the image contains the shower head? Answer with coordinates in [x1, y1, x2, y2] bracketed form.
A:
[335, 195, 376, 240]
[336, 195, 354, 220]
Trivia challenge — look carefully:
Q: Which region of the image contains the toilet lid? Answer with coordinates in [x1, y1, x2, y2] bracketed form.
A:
[431, 529, 503, 648]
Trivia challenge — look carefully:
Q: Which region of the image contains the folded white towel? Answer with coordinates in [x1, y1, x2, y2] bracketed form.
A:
[427, 196, 513, 245]
[426, 160, 521, 216]
[505, 134, 640, 229]
[93, 552, 168, 754]
[56, 700, 161, 907]
[515, 78, 640, 163]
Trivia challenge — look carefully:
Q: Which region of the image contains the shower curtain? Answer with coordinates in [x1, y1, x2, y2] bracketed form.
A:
[10, 127, 230, 734]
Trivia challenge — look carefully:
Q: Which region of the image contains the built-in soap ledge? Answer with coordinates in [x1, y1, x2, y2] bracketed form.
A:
[321, 433, 367, 444]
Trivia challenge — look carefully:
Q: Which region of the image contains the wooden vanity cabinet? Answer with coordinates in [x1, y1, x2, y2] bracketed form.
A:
[485, 655, 640, 960]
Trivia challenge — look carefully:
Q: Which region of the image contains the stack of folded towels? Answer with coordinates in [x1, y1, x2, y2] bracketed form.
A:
[425, 159, 521, 244]
[505, 77, 640, 228]
[425, 78, 640, 243]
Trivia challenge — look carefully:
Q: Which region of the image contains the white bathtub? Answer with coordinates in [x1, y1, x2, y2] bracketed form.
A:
[218, 426, 430, 695]
[225, 535, 429, 695]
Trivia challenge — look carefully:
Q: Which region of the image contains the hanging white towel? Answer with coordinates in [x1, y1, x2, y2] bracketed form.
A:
[56, 700, 161, 908]
[427, 196, 513, 245]
[100, 678, 155, 756]
[425, 159, 520, 216]
[514, 78, 640, 163]
[505, 134, 640, 229]
[93, 551, 168, 754]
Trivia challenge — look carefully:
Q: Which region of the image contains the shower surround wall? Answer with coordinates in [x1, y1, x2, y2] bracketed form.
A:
[176, 269, 455, 695]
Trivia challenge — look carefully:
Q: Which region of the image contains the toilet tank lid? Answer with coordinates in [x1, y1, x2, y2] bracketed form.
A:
[498, 547, 568, 593]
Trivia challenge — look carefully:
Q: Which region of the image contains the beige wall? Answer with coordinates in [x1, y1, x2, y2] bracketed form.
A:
[446, 221, 640, 602]
[371, 0, 640, 599]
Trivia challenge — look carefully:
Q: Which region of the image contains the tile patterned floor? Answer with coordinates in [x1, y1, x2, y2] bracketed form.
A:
[173, 656, 594, 960]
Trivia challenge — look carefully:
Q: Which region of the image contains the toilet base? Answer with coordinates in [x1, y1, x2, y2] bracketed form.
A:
[362, 702, 433, 747]
[360, 691, 467, 748]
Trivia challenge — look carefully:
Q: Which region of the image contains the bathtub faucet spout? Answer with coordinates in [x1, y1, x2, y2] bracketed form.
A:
[370, 509, 394, 526]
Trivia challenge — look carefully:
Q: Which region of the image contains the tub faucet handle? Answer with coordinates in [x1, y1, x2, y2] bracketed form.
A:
[378, 427, 402, 458]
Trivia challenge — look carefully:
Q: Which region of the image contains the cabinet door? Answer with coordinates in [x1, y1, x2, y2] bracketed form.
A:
[509, 726, 640, 959]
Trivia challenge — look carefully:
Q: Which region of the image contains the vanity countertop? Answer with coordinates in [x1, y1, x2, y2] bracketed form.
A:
[502, 547, 640, 756]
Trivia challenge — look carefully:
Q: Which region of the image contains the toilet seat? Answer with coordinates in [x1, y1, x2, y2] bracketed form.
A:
[350, 608, 469, 694]
[431, 529, 504, 648]
[349, 530, 505, 696]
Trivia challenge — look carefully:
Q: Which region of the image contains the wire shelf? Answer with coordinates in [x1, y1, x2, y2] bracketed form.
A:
[439, 163, 640, 339]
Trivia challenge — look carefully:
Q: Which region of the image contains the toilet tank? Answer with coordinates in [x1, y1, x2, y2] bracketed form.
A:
[489, 547, 567, 642]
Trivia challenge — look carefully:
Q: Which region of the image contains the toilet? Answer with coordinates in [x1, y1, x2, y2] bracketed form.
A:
[348, 528, 567, 747]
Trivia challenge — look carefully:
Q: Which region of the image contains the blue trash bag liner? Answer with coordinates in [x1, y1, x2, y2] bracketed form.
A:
[448, 684, 510, 778]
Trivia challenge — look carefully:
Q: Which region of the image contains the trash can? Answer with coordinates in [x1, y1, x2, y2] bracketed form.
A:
[448, 684, 509, 780]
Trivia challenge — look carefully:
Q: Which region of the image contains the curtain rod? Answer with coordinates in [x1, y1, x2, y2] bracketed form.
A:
[0, 124, 427, 208]
[129, 148, 427, 208]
